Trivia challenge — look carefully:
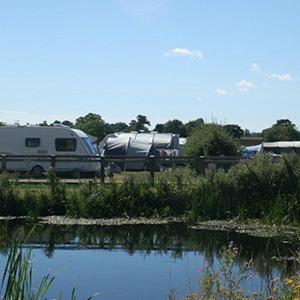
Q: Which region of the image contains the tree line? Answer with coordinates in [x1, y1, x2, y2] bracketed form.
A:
[1, 114, 300, 143]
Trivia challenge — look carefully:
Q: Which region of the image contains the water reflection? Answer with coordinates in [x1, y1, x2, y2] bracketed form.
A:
[0, 221, 299, 278]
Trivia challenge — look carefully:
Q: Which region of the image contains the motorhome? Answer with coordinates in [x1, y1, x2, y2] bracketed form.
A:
[0, 125, 99, 178]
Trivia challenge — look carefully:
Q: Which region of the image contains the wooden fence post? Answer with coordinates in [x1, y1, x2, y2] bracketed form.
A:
[50, 155, 56, 176]
[171, 154, 176, 171]
[100, 156, 105, 184]
[149, 155, 155, 186]
[197, 157, 205, 175]
[1, 154, 7, 174]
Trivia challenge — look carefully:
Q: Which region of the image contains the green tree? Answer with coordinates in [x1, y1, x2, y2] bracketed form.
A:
[163, 119, 186, 137]
[223, 124, 244, 139]
[262, 119, 300, 142]
[105, 122, 129, 134]
[0, 121, 5, 126]
[184, 123, 239, 157]
[62, 120, 74, 127]
[184, 118, 204, 136]
[75, 113, 106, 140]
[129, 115, 151, 132]
[153, 123, 165, 133]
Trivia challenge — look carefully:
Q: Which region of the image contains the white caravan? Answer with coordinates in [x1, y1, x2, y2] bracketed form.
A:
[0, 125, 99, 178]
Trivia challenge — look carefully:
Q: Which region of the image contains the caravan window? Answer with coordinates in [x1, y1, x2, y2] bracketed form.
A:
[55, 138, 77, 152]
[25, 138, 40, 147]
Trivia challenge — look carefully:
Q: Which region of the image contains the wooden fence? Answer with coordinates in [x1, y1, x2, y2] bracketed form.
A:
[0, 154, 245, 185]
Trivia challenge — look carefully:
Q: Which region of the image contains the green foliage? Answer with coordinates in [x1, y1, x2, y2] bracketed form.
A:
[1, 155, 300, 224]
[184, 118, 204, 136]
[223, 124, 244, 139]
[128, 115, 151, 132]
[185, 243, 285, 300]
[184, 123, 239, 157]
[262, 119, 300, 142]
[105, 122, 129, 134]
[0, 176, 20, 216]
[75, 113, 106, 140]
[153, 123, 165, 133]
[153, 118, 204, 137]
[162, 119, 187, 137]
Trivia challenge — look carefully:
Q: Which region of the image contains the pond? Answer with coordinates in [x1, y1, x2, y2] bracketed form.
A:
[0, 221, 299, 299]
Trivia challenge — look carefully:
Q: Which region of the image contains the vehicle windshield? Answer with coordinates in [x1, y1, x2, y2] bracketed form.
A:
[81, 137, 97, 155]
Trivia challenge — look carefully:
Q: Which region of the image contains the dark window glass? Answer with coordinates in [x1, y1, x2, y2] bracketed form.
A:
[55, 138, 77, 152]
[25, 138, 40, 147]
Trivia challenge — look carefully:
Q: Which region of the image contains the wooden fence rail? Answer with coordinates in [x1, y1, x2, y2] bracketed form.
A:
[0, 154, 246, 185]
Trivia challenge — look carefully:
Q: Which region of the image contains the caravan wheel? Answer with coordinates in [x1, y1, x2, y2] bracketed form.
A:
[31, 166, 44, 179]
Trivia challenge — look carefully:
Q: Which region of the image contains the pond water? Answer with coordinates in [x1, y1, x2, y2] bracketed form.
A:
[0, 221, 299, 299]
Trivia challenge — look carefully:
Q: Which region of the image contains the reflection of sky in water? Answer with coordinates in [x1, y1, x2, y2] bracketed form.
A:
[0, 223, 297, 299]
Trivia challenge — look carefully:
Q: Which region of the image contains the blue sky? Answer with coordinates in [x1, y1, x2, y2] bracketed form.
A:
[0, 0, 299, 131]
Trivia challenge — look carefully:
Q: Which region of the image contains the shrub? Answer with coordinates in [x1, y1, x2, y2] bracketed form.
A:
[184, 123, 239, 157]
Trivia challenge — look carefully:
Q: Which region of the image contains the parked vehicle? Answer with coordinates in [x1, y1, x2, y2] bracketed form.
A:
[0, 125, 99, 178]
[98, 132, 179, 171]
[260, 141, 300, 155]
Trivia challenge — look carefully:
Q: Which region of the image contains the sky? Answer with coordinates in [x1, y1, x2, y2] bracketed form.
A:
[0, 0, 299, 131]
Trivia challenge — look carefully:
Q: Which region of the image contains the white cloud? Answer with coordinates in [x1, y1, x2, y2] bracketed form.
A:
[269, 73, 293, 81]
[236, 80, 255, 92]
[164, 48, 204, 60]
[251, 63, 262, 73]
[215, 88, 227, 96]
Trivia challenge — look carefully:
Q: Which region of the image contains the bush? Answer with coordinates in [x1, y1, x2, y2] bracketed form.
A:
[184, 123, 239, 157]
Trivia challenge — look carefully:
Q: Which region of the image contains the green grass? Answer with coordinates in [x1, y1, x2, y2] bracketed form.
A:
[1, 154, 300, 224]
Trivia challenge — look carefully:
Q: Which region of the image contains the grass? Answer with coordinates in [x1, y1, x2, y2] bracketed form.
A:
[177, 242, 300, 300]
[1, 154, 300, 224]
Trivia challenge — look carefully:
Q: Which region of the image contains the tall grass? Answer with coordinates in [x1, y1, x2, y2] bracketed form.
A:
[1, 154, 300, 223]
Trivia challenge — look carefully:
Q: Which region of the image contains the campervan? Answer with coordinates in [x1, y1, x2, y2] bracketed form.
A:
[0, 125, 99, 178]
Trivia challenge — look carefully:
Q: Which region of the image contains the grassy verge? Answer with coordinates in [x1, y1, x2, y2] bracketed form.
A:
[1, 154, 300, 224]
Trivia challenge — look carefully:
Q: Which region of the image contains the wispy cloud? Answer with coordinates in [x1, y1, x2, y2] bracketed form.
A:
[269, 73, 293, 81]
[164, 48, 204, 60]
[236, 80, 255, 92]
[215, 88, 227, 96]
[250, 63, 262, 73]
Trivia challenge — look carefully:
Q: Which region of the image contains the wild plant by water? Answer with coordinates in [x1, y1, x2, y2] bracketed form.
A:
[183, 242, 300, 300]
[1, 154, 300, 223]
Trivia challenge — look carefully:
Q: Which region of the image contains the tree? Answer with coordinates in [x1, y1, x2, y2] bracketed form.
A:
[129, 115, 151, 132]
[75, 113, 106, 140]
[184, 123, 239, 157]
[153, 123, 165, 133]
[0, 121, 5, 127]
[105, 122, 129, 134]
[62, 120, 74, 127]
[184, 118, 204, 136]
[262, 119, 300, 142]
[223, 124, 244, 139]
[163, 119, 186, 137]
